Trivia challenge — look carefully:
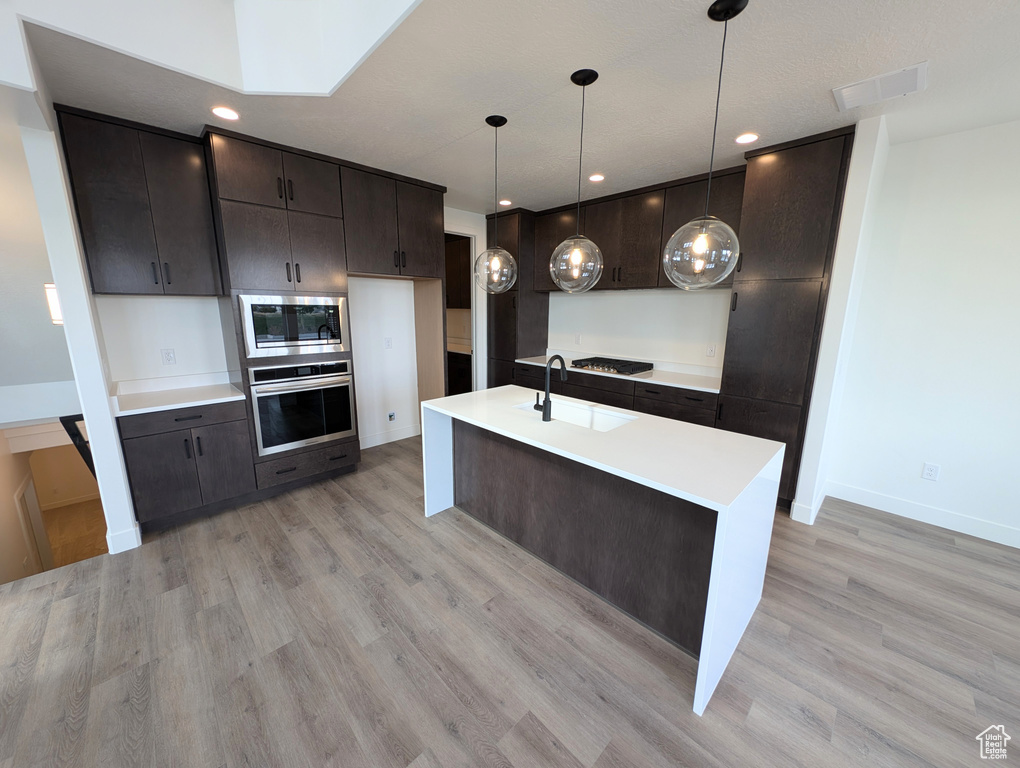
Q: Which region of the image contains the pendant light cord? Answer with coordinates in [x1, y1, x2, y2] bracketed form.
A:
[705, 19, 728, 218]
[493, 124, 499, 246]
[576, 85, 586, 235]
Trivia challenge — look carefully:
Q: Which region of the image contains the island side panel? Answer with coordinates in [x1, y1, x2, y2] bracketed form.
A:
[452, 420, 717, 656]
[422, 406, 455, 516]
[693, 449, 783, 715]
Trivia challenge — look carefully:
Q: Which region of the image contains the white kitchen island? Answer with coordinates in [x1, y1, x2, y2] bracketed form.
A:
[421, 385, 784, 716]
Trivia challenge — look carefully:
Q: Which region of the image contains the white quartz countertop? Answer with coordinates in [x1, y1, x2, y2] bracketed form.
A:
[113, 383, 246, 417]
[422, 386, 783, 512]
[515, 355, 721, 393]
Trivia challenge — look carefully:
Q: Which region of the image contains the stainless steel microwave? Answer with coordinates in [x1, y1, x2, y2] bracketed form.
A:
[239, 294, 349, 359]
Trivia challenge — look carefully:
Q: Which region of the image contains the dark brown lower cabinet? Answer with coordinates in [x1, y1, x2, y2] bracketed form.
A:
[633, 397, 716, 427]
[447, 351, 472, 395]
[715, 395, 802, 499]
[560, 382, 633, 409]
[488, 360, 515, 388]
[121, 419, 255, 523]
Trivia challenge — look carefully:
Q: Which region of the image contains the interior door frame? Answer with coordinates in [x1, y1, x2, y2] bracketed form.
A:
[14, 474, 52, 572]
[444, 225, 486, 391]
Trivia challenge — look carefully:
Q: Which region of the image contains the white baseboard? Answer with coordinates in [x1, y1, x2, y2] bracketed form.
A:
[358, 425, 422, 450]
[826, 481, 1020, 550]
[790, 486, 828, 525]
[40, 492, 101, 512]
[106, 522, 142, 554]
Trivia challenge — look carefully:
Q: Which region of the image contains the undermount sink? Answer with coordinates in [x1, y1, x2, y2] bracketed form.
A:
[513, 398, 637, 432]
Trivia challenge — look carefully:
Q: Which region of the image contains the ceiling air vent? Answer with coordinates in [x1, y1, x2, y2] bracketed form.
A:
[832, 62, 928, 112]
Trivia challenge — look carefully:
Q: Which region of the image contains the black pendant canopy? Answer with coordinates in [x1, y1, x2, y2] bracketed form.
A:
[485, 115, 507, 128]
[707, 0, 747, 21]
[570, 69, 599, 87]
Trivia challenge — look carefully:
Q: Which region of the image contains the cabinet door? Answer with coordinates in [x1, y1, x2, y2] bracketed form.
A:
[560, 382, 634, 410]
[632, 397, 717, 427]
[282, 152, 342, 217]
[138, 133, 221, 296]
[720, 280, 822, 405]
[487, 291, 517, 363]
[715, 395, 802, 499]
[60, 113, 162, 295]
[585, 191, 664, 290]
[193, 420, 256, 505]
[658, 172, 745, 288]
[736, 137, 846, 281]
[341, 167, 399, 275]
[486, 213, 520, 261]
[445, 236, 472, 309]
[288, 212, 347, 292]
[447, 351, 473, 395]
[208, 134, 285, 208]
[488, 359, 515, 388]
[396, 181, 444, 278]
[219, 200, 292, 291]
[122, 431, 203, 522]
[534, 210, 581, 292]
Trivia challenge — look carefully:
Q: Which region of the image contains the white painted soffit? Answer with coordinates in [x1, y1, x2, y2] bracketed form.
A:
[0, 0, 422, 95]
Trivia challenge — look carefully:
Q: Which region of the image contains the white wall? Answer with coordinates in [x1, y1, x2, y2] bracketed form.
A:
[95, 296, 233, 384]
[819, 118, 1020, 548]
[29, 444, 100, 510]
[547, 288, 731, 376]
[443, 207, 488, 388]
[348, 277, 420, 449]
[0, 432, 37, 585]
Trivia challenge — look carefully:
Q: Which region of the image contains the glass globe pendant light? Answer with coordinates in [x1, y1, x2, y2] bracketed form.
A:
[663, 0, 747, 290]
[549, 69, 603, 293]
[473, 115, 518, 294]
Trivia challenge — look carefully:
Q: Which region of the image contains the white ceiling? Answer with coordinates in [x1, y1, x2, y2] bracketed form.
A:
[24, 0, 1020, 213]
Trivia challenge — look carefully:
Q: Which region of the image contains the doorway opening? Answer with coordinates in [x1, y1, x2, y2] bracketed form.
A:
[445, 233, 474, 395]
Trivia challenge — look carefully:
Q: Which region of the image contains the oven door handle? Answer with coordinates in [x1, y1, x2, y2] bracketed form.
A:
[252, 375, 351, 396]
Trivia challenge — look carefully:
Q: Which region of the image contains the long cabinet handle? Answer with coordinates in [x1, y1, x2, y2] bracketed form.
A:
[173, 415, 202, 422]
[277, 177, 284, 199]
[401, 251, 407, 269]
[736, 252, 743, 272]
[684, 396, 705, 402]
[163, 262, 171, 285]
[275, 467, 298, 475]
[393, 250, 399, 268]
[731, 292, 738, 312]
[196, 436, 203, 456]
[151, 262, 159, 285]
[287, 179, 294, 200]
[328, 453, 348, 462]
[643, 388, 661, 395]
[183, 438, 192, 459]
[295, 263, 302, 283]
[717, 403, 724, 421]
[286, 262, 292, 283]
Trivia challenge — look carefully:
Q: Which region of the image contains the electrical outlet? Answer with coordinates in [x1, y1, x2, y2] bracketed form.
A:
[574, 333, 582, 345]
[706, 344, 717, 358]
[922, 462, 940, 481]
[161, 348, 176, 366]
[388, 412, 396, 422]
[384, 337, 393, 350]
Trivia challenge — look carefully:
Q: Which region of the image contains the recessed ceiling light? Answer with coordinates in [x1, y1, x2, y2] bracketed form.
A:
[499, 199, 512, 206]
[588, 173, 605, 182]
[735, 133, 759, 144]
[212, 106, 239, 120]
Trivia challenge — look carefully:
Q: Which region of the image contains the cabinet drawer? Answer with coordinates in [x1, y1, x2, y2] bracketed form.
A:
[559, 383, 634, 410]
[255, 441, 360, 489]
[634, 383, 718, 412]
[566, 370, 635, 396]
[633, 397, 717, 427]
[118, 400, 247, 440]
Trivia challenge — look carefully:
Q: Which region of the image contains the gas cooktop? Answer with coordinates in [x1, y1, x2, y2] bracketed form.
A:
[570, 357, 654, 376]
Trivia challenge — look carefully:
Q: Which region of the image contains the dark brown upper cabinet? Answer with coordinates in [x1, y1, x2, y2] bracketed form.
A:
[658, 171, 745, 288]
[584, 190, 665, 290]
[218, 202, 346, 292]
[735, 136, 846, 282]
[59, 112, 220, 296]
[208, 134, 342, 217]
[485, 211, 547, 364]
[341, 167, 444, 279]
[720, 279, 823, 406]
[445, 235, 472, 309]
[534, 209, 582, 292]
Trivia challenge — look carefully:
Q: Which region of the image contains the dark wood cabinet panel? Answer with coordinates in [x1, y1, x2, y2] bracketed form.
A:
[118, 400, 247, 440]
[585, 191, 664, 290]
[208, 134, 285, 208]
[281, 152, 342, 217]
[488, 359, 515, 388]
[634, 383, 718, 412]
[715, 395, 802, 499]
[658, 171, 745, 288]
[487, 291, 517, 363]
[736, 137, 847, 281]
[219, 200, 292, 291]
[534, 209, 582, 292]
[341, 167, 399, 275]
[560, 383, 634, 409]
[288, 211, 347, 293]
[255, 440, 360, 489]
[192, 420, 256, 505]
[565, 371, 635, 397]
[138, 132, 221, 296]
[59, 113, 162, 295]
[486, 214, 520, 285]
[122, 430, 203, 522]
[447, 351, 472, 395]
[445, 235, 472, 309]
[396, 181, 444, 278]
[720, 280, 822, 405]
[633, 397, 716, 427]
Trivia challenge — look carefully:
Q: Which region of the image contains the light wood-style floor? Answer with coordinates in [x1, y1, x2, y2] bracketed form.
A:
[1, 437, 1017, 767]
[41, 498, 109, 568]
